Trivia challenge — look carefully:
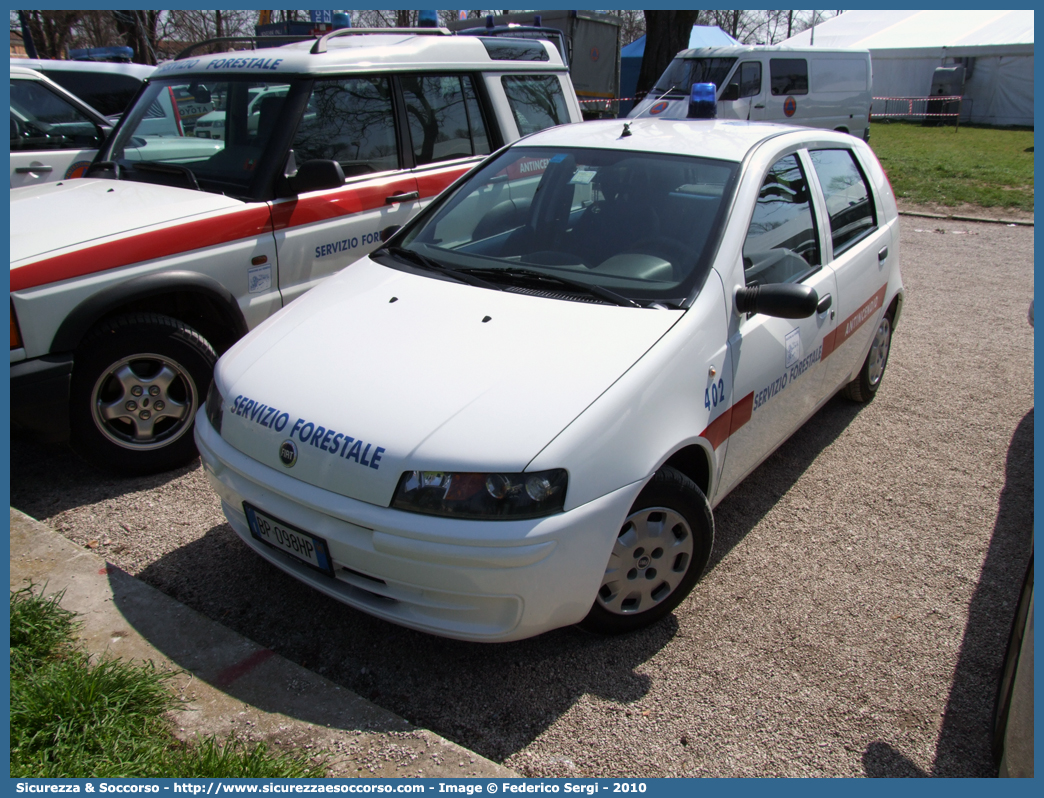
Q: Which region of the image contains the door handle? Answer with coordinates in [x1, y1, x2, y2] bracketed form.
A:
[385, 191, 419, 204]
[817, 293, 833, 314]
[878, 246, 888, 262]
[753, 103, 765, 109]
[15, 165, 53, 173]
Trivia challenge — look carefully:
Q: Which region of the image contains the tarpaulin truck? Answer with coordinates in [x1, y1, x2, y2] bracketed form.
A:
[449, 10, 621, 119]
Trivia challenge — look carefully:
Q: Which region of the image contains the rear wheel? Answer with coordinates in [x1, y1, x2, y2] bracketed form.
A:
[842, 314, 892, 403]
[70, 313, 216, 474]
[581, 466, 714, 634]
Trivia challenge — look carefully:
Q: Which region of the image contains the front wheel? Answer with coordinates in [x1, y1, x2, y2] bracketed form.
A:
[580, 466, 714, 635]
[70, 313, 216, 474]
[842, 314, 892, 403]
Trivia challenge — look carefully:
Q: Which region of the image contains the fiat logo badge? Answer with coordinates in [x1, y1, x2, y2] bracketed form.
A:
[279, 440, 298, 468]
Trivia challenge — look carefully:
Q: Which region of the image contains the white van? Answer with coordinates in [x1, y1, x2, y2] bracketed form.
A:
[629, 46, 872, 141]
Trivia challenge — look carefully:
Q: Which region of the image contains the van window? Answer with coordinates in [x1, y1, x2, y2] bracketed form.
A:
[502, 75, 570, 136]
[809, 149, 877, 256]
[743, 154, 820, 285]
[653, 57, 737, 97]
[737, 62, 762, 98]
[770, 59, 808, 96]
[41, 70, 143, 118]
[400, 74, 491, 165]
[294, 77, 398, 177]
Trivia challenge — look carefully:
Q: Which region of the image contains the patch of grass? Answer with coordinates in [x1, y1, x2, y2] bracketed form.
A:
[870, 121, 1034, 211]
[10, 585, 325, 778]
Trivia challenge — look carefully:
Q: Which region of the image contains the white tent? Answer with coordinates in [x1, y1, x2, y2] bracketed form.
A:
[783, 10, 1033, 126]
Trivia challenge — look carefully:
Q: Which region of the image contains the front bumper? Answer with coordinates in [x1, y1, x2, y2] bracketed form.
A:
[10, 353, 74, 441]
[195, 412, 644, 642]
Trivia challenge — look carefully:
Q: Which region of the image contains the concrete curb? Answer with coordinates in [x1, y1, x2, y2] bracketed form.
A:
[9, 508, 517, 779]
[898, 209, 1033, 226]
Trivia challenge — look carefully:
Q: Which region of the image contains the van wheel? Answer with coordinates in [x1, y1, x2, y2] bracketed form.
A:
[580, 466, 714, 634]
[70, 313, 216, 474]
[842, 314, 892, 403]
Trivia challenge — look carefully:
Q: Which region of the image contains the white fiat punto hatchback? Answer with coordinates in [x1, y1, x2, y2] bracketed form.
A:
[196, 118, 904, 642]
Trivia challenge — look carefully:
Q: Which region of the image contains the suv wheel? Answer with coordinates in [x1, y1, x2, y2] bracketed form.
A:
[70, 313, 216, 474]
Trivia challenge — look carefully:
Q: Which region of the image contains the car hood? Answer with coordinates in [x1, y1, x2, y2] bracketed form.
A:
[9, 178, 245, 265]
[215, 257, 683, 507]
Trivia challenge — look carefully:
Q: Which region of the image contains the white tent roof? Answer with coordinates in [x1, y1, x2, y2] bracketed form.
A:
[783, 9, 1033, 56]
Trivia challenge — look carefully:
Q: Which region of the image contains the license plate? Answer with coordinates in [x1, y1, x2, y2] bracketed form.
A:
[196, 131, 210, 138]
[244, 503, 334, 577]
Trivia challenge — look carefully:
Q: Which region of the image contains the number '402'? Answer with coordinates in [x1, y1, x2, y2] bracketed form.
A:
[705, 377, 725, 410]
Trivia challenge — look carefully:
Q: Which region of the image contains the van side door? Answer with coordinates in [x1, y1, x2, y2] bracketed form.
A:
[719, 60, 766, 122]
[767, 58, 809, 125]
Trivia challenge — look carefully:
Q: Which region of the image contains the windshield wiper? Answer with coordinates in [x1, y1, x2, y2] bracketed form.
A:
[378, 247, 502, 291]
[132, 161, 201, 191]
[459, 267, 640, 308]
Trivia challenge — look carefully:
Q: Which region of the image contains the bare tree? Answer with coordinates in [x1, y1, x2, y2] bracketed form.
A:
[637, 10, 699, 98]
[18, 10, 82, 59]
[111, 10, 161, 64]
[616, 10, 646, 46]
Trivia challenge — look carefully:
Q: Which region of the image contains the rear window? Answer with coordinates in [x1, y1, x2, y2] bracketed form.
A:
[41, 70, 144, 117]
[502, 75, 570, 136]
[809, 149, 877, 255]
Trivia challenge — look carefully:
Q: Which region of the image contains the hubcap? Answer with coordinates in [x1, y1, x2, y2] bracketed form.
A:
[867, 317, 892, 386]
[597, 506, 694, 615]
[90, 353, 197, 451]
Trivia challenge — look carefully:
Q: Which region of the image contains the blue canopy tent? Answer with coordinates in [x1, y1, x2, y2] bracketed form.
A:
[619, 25, 740, 116]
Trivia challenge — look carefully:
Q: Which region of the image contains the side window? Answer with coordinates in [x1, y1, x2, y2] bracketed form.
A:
[742, 154, 820, 286]
[293, 77, 398, 178]
[809, 149, 877, 256]
[400, 74, 492, 166]
[10, 80, 102, 152]
[738, 62, 762, 98]
[501, 75, 570, 137]
[770, 59, 808, 96]
[42, 71, 142, 118]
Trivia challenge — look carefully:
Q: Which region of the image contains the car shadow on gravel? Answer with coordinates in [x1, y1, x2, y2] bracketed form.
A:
[861, 409, 1034, 777]
[709, 394, 864, 570]
[126, 525, 678, 762]
[9, 434, 200, 520]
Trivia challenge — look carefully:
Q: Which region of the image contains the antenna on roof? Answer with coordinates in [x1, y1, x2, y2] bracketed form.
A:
[621, 122, 632, 138]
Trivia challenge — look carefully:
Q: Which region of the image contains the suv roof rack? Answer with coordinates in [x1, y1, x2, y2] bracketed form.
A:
[310, 27, 451, 55]
[175, 36, 312, 60]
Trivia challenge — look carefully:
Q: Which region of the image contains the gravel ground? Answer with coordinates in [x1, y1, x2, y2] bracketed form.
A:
[11, 214, 1034, 777]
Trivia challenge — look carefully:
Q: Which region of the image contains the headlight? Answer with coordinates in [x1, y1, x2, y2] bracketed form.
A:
[392, 469, 567, 520]
[204, 381, 224, 435]
[213, 119, 224, 128]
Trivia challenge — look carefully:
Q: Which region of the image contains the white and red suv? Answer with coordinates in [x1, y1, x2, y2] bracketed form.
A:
[10, 30, 582, 473]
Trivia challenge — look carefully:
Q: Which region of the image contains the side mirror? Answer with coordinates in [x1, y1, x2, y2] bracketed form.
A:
[287, 159, 345, 194]
[721, 83, 741, 102]
[735, 283, 819, 319]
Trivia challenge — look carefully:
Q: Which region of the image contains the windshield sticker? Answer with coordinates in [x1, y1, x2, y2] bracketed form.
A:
[247, 264, 272, 293]
[205, 56, 285, 71]
[570, 170, 597, 185]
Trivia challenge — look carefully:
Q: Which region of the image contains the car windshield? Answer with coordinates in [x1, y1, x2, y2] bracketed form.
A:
[394, 146, 739, 306]
[653, 57, 737, 97]
[103, 77, 293, 196]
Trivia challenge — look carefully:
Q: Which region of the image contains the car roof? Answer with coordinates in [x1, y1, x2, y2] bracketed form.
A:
[153, 33, 567, 79]
[511, 118, 835, 163]
[675, 45, 868, 58]
[12, 57, 155, 78]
